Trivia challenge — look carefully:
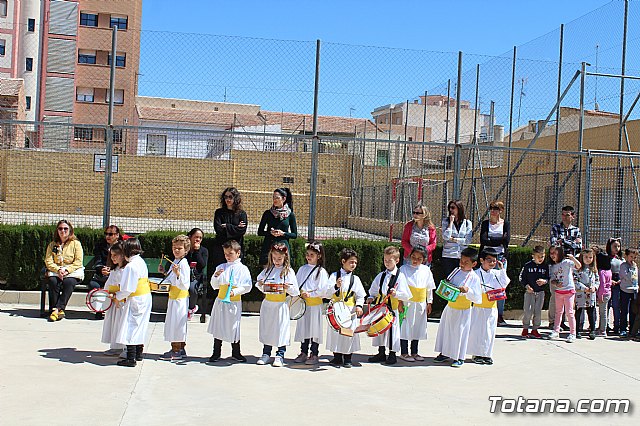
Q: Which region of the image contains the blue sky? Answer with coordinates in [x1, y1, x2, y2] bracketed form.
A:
[137, 1, 638, 126]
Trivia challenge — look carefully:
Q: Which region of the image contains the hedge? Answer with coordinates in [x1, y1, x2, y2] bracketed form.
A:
[0, 224, 545, 312]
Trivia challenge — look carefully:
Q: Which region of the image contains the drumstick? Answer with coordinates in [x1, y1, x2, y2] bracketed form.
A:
[162, 255, 179, 268]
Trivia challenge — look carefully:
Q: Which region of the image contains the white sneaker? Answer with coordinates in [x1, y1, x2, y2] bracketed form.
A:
[566, 334, 576, 343]
[549, 331, 559, 339]
[272, 356, 284, 367]
[257, 354, 270, 365]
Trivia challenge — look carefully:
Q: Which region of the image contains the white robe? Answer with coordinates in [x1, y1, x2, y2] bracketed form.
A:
[163, 257, 190, 342]
[433, 268, 482, 360]
[257, 266, 299, 347]
[368, 268, 411, 353]
[325, 269, 366, 354]
[207, 259, 252, 343]
[467, 267, 510, 358]
[114, 255, 152, 346]
[100, 268, 125, 349]
[399, 263, 435, 341]
[293, 264, 330, 344]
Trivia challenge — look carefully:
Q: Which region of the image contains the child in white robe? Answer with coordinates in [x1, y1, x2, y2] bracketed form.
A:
[399, 247, 435, 362]
[114, 239, 152, 367]
[433, 247, 482, 367]
[207, 240, 252, 362]
[367, 246, 411, 365]
[293, 241, 330, 365]
[467, 248, 510, 365]
[101, 241, 126, 356]
[160, 235, 191, 361]
[256, 243, 300, 367]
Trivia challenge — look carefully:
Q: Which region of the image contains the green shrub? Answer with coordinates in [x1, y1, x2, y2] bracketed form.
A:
[0, 224, 539, 312]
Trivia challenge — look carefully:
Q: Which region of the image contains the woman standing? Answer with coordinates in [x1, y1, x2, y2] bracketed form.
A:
[45, 220, 84, 322]
[401, 204, 437, 265]
[479, 201, 511, 326]
[441, 200, 473, 279]
[258, 188, 298, 266]
[212, 187, 248, 268]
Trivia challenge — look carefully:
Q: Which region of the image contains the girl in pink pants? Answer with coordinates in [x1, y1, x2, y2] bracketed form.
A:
[549, 246, 581, 343]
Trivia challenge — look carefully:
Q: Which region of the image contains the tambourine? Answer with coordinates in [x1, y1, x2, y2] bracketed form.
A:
[86, 289, 113, 313]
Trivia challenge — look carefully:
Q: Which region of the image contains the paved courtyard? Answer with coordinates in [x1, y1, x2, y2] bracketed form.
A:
[0, 302, 637, 425]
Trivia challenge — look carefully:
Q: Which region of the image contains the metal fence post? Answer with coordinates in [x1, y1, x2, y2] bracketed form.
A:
[615, 0, 629, 236]
[452, 51, 463, 200]
[506, 46, 516, 223]
[102, 26, 117, 229]
[553, 24, 564, 218]
[308, 39, 321, 241]
[577, 61, 587, 221]
[583, 151, 592, 247]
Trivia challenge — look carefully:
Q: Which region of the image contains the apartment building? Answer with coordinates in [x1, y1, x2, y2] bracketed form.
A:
[0, 0, 141, 148]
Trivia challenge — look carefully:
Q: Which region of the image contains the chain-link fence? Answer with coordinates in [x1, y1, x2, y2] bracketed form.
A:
[2, 1, 640, 246]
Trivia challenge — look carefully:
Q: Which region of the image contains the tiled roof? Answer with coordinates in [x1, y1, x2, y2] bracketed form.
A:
[260, 110, 377, 134]
[136, 106, 264, 128]
[0, 78, 24, 97]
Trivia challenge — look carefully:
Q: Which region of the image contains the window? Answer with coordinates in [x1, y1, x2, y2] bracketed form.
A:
[106, 89, 124, 105]
[80, 13, 98, 27]
[0, 1, 7, 18]
[25, 58, 33, 71]
[103, 129, 123, 143]
[110, 16, 128, 30]
[282, 176, 295, 184]
[25, 96, 31, 110]
[0, 39, 5, 56]
[206, 138, 230, 158]
[376, 149, 389, 166]
[107, 53, 126, 67]
[74, 127, 93, 141]
[146, 134, 167, 155]
[76, 87, 94, 102]
[78, 49, 97, 64]
[28, 18, 35, 32]
[264, 140, 277, 151]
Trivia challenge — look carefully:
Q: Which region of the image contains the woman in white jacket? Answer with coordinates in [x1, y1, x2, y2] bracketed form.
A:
[441, 200, 473, 278]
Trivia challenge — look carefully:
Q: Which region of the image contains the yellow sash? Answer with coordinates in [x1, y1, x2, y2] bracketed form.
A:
[331, 293, 355, 307]
[305, 296, 323, 306]
[218, 284, 241, 302]
[130, 278, 151, 297]
[448, 294, 472, 310]
[107, 285, 120, 293]
[169, 285, 189, 300]
[474, 293, 497, 309]
[265, 293, 287, 302]
[409, 286, 427, 303]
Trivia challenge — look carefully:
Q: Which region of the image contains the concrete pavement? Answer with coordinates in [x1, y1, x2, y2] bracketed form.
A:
[0, 302, 638, 425]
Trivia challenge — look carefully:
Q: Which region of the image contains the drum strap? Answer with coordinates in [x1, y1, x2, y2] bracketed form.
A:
[298, 265, 319, 291]
[334, 271, 355, 302]
[377, 272, 399, 309]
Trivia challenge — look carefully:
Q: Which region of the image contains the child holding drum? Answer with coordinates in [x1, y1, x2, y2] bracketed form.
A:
[101, 241, 126, 356]
[160, 235, 191, 361]
[326, 248, 366, 368]
[293, 241, 330, 366]
[367, 246, 411, 365]
[207, 240, 252, 363]
[433, 247, 482, 367]
[467, 248, 510, 365]
[256, 243, 299, 367]
[113, 239, 152, 367]
[399, 247, 435, 362]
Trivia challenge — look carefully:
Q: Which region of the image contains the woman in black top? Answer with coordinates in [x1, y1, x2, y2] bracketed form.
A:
[212, 187, 248, 268]
[258, 187, 297, 266]
[89, 224, 124, 318]
[185, 227, 209, 319]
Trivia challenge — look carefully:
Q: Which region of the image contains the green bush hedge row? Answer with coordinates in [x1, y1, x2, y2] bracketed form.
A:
[0, 224, 547, 312]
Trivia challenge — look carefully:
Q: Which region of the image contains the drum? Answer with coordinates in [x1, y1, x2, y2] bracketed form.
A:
[86, 289, 113, 313]
[326, 301, 355, 336]
[364, 304, 395, 337]
[486, 287, 507, 301]
[149, 277, 170, 292]
[263, 283, 286, 293]
[286, 295, 307, 320]
[436, 279, 461, 302]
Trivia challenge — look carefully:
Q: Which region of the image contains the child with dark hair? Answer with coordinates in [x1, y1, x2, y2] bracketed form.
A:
[619, 248, 639, 338]
[520, 246, 549, 338]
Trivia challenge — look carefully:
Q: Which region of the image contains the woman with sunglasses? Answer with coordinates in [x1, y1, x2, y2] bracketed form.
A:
[88, 225, 124, 319]
[401, 204, 437, 265]
[213, 187, 248, 269]
[441, 200, 473, 279]
[44, 220, 84, 322]
[258, 187, 297, 266]
[479, 201, 511, 325]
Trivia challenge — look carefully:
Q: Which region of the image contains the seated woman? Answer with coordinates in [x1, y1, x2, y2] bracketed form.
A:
[88, 224, 124, 319]
[45, 220, 84, 322]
